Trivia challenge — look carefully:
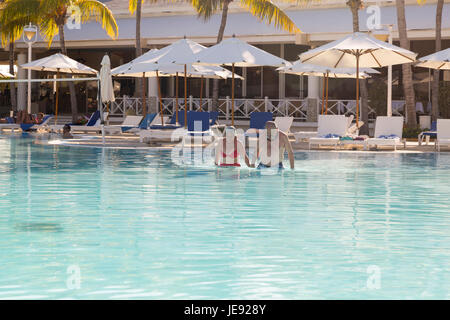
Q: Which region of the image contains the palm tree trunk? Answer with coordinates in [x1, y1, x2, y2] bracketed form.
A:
[58, 24, 78, 123]
[347, 1, 369, 135]
[431, 0, 443, 121]
[396, 0, 416, 127]
[212, 0, 231, 111]
[135, 0, 143, 101]
[9, 40, 17, 111]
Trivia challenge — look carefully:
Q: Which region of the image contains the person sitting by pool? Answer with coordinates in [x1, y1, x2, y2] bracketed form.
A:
[215, 126, 254, 168]
[62, 124, 73, 139]
[256, 121, 295, 169]
[34, 113, 45, 124]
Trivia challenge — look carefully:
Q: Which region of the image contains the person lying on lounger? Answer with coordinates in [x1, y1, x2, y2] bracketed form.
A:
[215, 126, 254, 168]
[256, 121, 295, 169]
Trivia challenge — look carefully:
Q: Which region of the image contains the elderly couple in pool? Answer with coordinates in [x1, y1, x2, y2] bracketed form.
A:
[215, 121, 295, 169]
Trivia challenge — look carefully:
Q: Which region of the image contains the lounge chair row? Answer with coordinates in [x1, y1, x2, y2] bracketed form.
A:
[0, 115, 53, 132]
[294, 115, 406, 150]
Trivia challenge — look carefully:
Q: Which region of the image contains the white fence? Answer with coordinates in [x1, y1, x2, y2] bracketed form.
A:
[108, 96, 393, 122]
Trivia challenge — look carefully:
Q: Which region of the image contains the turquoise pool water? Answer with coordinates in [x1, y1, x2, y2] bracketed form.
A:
[0, 134, 449, 299]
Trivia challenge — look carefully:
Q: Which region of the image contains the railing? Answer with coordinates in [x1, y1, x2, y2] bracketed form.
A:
[319, 99, 377, 122]
[108, 96, 394, 123]
[109, 96, 309, 121]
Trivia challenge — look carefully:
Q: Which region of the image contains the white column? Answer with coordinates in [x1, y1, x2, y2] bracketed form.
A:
[242, 67, 247, 97]
[17, 52, 27, 111]
[307, 75, 320, 99]
[279, 44, 285, 99]
[148, 77, 158, 97]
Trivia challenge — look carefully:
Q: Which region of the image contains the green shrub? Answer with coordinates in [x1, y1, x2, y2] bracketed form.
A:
[403, 126, 424, 139]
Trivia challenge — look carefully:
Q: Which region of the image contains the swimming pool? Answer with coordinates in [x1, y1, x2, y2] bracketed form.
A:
[0, 134, 449, 299]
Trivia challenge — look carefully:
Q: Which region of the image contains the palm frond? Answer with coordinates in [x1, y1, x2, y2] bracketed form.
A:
[76, 0, 119, 39]
[239, 0, 301, 33]
[191, 0, 222, 20]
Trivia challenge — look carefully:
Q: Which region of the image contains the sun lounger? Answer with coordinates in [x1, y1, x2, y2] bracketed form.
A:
[102, 115, 143, 134]
[294, 115, 354, 143]
[140, 112, 188, 143]
[308, 115, 349, 149]
[274, 116, 294, 134]
[436, 119, 450, 152]
[182, 112, 214, 146]
[366, 116, 405, 150]
[245, 112, 273, 137]
[20, 115, 54, 131]
[47, 110, 102, 133]
[209, 111, 220, 126]
[418, 121, 437, 146]
[0, 117, 20, 132]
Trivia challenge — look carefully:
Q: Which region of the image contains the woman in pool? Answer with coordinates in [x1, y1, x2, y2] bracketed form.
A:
[215, 126, 254, 168]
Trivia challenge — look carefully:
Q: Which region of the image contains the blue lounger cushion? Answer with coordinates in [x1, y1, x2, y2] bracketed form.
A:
[249, 112, 273, 130]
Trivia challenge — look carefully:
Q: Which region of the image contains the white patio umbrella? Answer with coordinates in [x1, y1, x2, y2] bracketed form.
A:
[416, 48, 450, 70]
[100, 55, 115, 123]
[278, 61, 379, 114]
[113, 38, 242, 126]
[300, 32, 417, 126]
[175, 36, 289, 126]
[21, 53, 98, 124]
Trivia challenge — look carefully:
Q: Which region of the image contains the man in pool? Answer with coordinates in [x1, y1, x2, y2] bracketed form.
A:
[62, 124, 73, 139]
[255, 121, 294, 169]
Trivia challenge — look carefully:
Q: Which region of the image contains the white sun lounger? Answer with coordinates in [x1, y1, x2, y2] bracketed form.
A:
[436, 119, 450, 152]
[308, 115, 349, 149]
[102, 115, 143, 134]
[366, 116, 405, 150]
[139, 115, 179, 142]
[0, 123, 20, 132]
[274, 116, 294, 134]
[46, 112, 108, 134]
[294, 115, 354, 142]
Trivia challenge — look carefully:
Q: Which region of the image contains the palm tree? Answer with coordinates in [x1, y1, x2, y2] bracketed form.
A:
[346, 0, 369, 135]
[431, 0, 443, 121]
[129, 0, 143, 104]
[1, 0, 118, 122]
[395, 0, 416, 127]
[192, 0, 300, 110]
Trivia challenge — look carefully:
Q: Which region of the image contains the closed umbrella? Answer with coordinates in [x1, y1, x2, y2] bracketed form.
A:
[21, 53, 97, 124]
[300, 32, 417, 126]
[175, 36, 289, 126]
[278, 61, 379, 114]
[100, 55, 115, 122]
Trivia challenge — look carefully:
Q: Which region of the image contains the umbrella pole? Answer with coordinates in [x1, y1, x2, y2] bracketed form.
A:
[184, 64, 187, 129]
[55, 71, 59, 125]
[142, 72, 147, 117]
[356, 53, 360, 128]
[232, 63, 235, 126]
[325, 71, 329, 115]
[156, 70, 164, 126]
[199, 76, 203, 112]
[176, 72, 179, 124]
[321, 74, 326, 115]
